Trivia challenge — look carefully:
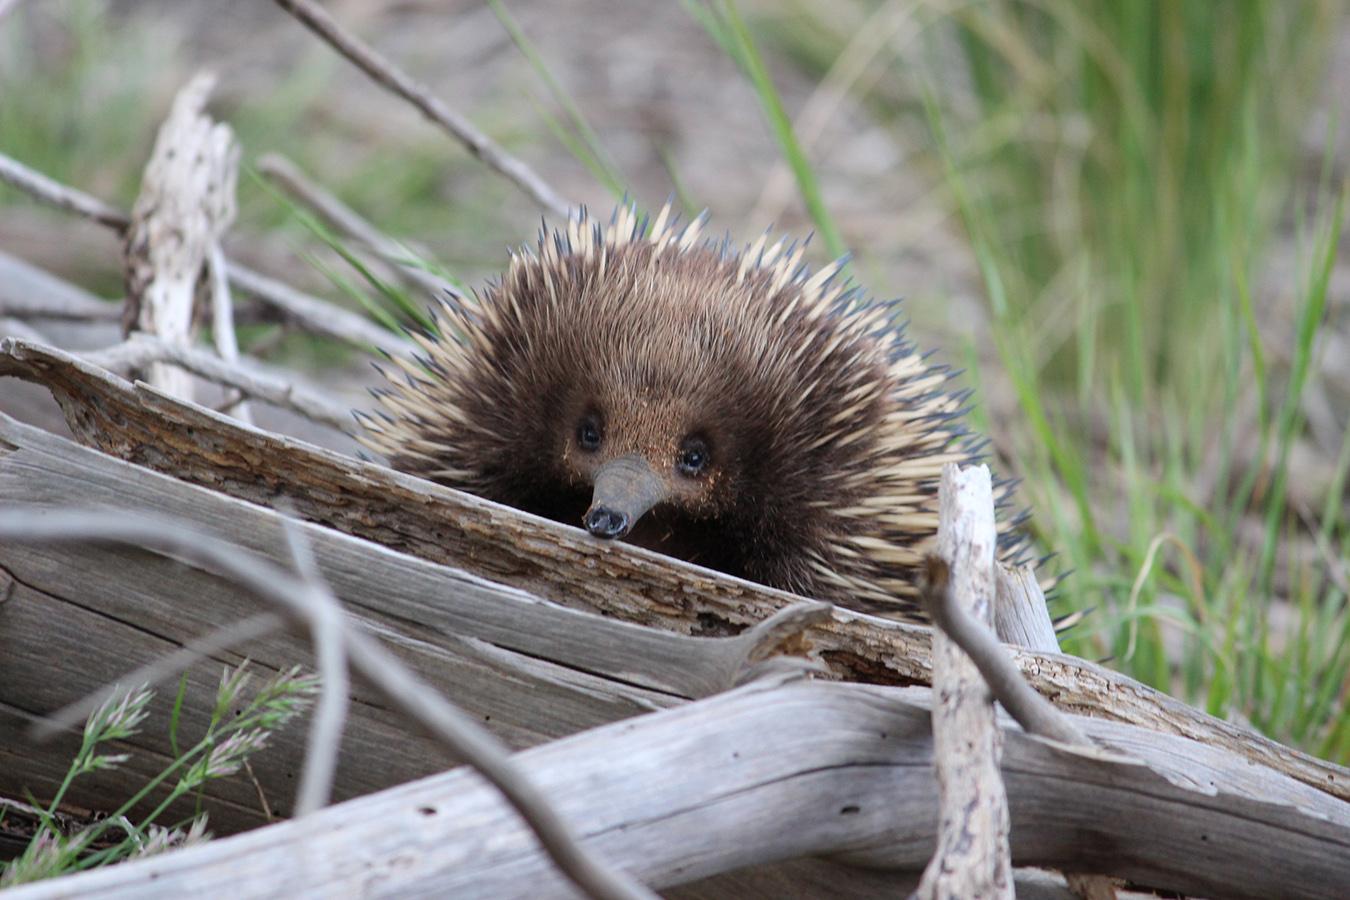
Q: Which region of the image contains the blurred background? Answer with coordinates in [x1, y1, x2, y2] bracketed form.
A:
[1, 0, 1348, 762]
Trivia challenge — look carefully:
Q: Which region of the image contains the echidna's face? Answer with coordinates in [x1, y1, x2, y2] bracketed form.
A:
[560, 392, 728, 542]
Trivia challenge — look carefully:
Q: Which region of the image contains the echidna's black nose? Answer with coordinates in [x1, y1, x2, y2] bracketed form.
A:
[584, 505, 630, 539]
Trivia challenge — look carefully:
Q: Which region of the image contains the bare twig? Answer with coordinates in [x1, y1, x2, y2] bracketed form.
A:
[0, 509, 654, 900]
[241, 758, 277, 822]
[0, 317, 49, 344]
[0, 150, 413, 360]
[81, 334, 352, 431]
[208, 243, 253, 424]
[225, 262, 415, 359]
[257, 153, 460, 300]
[922, 556, 1090, 747]
[280, 515, 349, 818]
[272, 0, 571, 218]
[0, 251, 122, 322]
[0, 153, 131, 230]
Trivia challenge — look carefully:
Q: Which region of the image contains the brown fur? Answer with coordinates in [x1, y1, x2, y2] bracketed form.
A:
[359, 205, 1022, 615]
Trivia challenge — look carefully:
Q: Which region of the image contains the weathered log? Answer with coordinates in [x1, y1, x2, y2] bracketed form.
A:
[2, 335, 1345, 808]
[3, 679, 1347, 900]
[0, 413, 802, 832]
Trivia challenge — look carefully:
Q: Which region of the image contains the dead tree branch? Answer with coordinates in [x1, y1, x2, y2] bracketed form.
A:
[0, 251, 121, 322]
[81, 334, 351, 431]
[31, 612, 285, 740]
[4, 335, 1347, 807]
[0, 150, 414, 360]
[257, 153, 460, 300]
[272, 0, 571, 218]
[121, 72, 240, 402]
[0, 152, 131, 230]
[922, 556, 1089, 748]
[0, 508, 655, 900]
[5, 678, 1347, 900]
[224, 261, 415, 359]
[916, 463, 1011, 899]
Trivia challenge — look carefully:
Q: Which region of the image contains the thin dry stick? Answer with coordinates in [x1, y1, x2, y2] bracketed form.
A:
[241, 758, 277, 822]
[273, 0, 571, 218]
[922, 556, 1089, 747]
[0, 152, 131, 230]
[225, 262, 415, 359]
[257, 153, 460, 300]
[81, 334, 352, 431]
[279, 515, 350, 818]
[0, 509, 654, 900]
[208, 243, 253, 424]
[0, 150, 414, 360]
[0, 317, 48, 344]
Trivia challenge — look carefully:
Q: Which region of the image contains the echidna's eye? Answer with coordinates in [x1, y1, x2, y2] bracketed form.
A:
[577, 416, 602, 451]
[677, 436, 710, 477]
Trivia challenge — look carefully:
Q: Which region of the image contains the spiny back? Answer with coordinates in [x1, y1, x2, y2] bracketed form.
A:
[359, 204, 1022, 615]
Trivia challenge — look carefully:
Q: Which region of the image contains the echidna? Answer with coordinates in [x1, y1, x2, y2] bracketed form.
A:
[358, 204, 1023, 616]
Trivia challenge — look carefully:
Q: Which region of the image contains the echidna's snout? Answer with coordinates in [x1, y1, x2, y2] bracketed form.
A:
[584, 455, 666, 541]
[583, 505, 629, 538]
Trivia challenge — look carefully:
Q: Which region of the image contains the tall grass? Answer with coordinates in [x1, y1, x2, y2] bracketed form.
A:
[763, 0, 1349, 759]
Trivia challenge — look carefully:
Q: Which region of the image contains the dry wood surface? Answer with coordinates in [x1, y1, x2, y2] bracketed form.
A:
[3, 679, 1347, 899]
[2, 335, 1346, 808]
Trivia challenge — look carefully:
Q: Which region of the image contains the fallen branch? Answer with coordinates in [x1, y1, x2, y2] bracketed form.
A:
[207, 243, 252, 423]
[224, 261, 415, 359]
[272, 0, 571, 218]
[0, 508, 654, 900]
[121, 72, 240, 402]
[4, 679, 1347, 900]
[4, 335, 1347, 807]
[257, 153, 459, 300]
[81, 334, 351, 432]
[916, 464, 1010, 899]
[0, 318, 47, 344]
[0, 251, 121, 322]
[31, 612, 285, 740]
[923, 555, 1088, 748]
[0, 151, 414, 360]
[0, 152, 130, 230]
[0, 409, 828, 836]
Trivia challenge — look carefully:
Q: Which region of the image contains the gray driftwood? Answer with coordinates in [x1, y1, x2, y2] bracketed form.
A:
[917, 464, 1012, 899]
[0, 414, 814, 833]
[993, 564, 1061, 650]
[2, 336, 1346, 807]
[4, 679, 1348, 900]
[121, 73, 239, 402]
